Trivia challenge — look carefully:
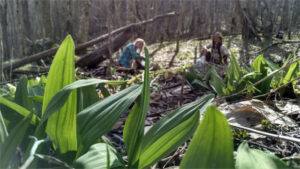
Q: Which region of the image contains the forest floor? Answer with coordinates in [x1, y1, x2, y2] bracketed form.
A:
[75, 35, 300, 168]
[4, 34, 299, 168]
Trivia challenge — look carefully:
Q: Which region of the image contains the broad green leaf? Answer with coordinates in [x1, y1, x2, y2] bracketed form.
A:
[0, 95, 24, 131]
[106, 143, 110, 169]
[139, 94, 214, 169]
[28, 85, 44, 118]
[251, 54, 266, 73]
[205, 66, 225, 96]
[0, 115, 31, 168]
[186, 67, 202, 84]
[191, 79, 210, 90]
[0, 111, 8, 143]
[42, 35, 77, 153]
[75, 143, 124, 169]
[240, 72, 261, 81]
[42, 79, 125, 124]
[99, 84, 111, 98]
[281, 55, 299, 95]
[1, 77, 36, 129]
[77, 85, 99, 113]
[264, 58, 279, 71]
[283, 58, 298, 85]
[28, 79, 39, 87]
[15, 76, 34, 112]
[0, 96, 38, 125]
[28, 96, 43, 104]
[282, 55, 292, 69]
[236, 142, 288, 169]
[223, 52, 249, 96]
[250, 54, 271, 94]
[180, 106, 234, 169]
[28, 85, 44, 97]
[123, 47, 150, 167]
[33, 78, 126, 155]
[77, 84, 142, 157]
[229, 51, 243, 80]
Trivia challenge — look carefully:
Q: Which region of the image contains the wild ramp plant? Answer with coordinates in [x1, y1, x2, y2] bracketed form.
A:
[0, 35, 291, 169]
[189, 51, 300, 101]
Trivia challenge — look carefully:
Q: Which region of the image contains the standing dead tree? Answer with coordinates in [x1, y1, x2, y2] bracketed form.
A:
[168, 0, 184, 68]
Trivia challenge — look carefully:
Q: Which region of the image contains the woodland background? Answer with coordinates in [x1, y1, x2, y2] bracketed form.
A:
[1, 0, 300, 62]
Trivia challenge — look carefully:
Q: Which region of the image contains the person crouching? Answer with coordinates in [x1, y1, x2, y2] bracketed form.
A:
[200, 32, 230, 64]
[118, 38, 145, 70]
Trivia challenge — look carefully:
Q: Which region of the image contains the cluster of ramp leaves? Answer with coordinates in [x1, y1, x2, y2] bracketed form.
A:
[0, 35, 291, 169]
[189, 51, 299, 100]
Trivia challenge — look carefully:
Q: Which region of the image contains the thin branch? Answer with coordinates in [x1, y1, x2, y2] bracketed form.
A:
[34, 154, 73, 169]
[230, 123, 300, 143]
[253, 75, 300, 99]
[20, 136, 50, 169]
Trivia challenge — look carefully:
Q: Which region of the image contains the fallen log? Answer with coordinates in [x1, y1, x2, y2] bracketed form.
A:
[13, 68, 49, 75]
[3, 12, 176, 72]
[257, 39, 300, 54]
[76, 29, 132, 68]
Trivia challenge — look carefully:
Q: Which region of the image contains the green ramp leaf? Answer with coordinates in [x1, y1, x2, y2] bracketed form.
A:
[250, 54, 272, 94]
[0, 111, 8, 143]
[74, 143, 124, 169]
[42, 79, 125, 124]
[283, 56, 299, 85]
[123, 47, 150, 167]
[191, 79, 210, 90]
[28, 96, 43, 104]
[0, 115, 31, 168]
[34, 78, 126, 154]
[205, 66, 225, 96]
[28, 85, 44, 117]
[99, 83, 111, 98]
[42, 35, 77, 153]
[139, 94, 214, 169]
[229, 51, 243, 80]
[0, 96, 38, 125]
[77, 84, 142, 157]
[180, 105, 234, 169]
[15, 76, 34, 112]
[236, 142, 288, 169]
[77, 85, 99, 113]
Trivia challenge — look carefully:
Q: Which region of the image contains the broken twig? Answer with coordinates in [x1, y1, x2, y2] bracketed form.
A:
[230, 123, 300, 143]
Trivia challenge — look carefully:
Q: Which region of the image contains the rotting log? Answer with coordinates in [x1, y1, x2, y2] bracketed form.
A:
[76, 30, 132, 68]
[3, 12, 176, 72]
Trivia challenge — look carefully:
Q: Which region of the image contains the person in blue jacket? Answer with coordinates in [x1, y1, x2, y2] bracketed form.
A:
[118, 38, 145, 70]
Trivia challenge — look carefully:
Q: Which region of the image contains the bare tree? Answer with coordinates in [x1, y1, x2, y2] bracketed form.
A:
[169, 0, 184, 68]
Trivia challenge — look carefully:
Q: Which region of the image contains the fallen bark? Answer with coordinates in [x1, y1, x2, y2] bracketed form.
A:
[3, 12, 176, 72]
